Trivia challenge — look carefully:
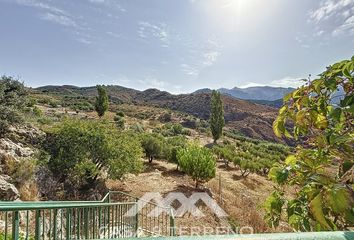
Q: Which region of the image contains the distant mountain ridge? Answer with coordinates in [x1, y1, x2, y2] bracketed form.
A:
[195, 86, 295, 101]
[35, 84, 288, 143]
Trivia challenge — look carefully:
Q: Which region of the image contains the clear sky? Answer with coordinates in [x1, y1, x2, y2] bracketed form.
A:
[1, 0, 353, 93]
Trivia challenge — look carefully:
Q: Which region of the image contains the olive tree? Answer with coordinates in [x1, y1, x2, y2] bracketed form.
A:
[141, 134, 163, 163]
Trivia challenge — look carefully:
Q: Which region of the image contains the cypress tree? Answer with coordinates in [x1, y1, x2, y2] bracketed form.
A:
[210, 90, 225, 143]
[95, 85, 109, 117]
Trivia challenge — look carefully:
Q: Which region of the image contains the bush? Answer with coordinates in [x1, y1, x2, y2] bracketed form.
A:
[156, 123, 190, 137]
[32, 106, 43, 117]
[130, 123, 145, 133]
[159, 112, 172, 122]
[42, 119, 143, 190]
[116, 111, 125, 117]
[177, 144, 216, 188]
[114, 113, 125, 130]
[164, 136, 188, 167]
[0, 76, 27, 136]
[3, 157, 36, 186]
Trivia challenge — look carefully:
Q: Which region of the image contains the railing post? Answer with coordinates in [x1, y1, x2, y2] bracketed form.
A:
[66, 209, 71, 240]
[12, 211, 20, 240]
[84, 208, 89, 239]
[169, 208, 175, 236]
[35, 210, 41, 240]
[135, 201, 139, 237]
[53, 209, 58, 240]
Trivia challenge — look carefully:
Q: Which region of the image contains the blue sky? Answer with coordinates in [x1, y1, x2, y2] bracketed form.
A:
[1, 0, 354, 93]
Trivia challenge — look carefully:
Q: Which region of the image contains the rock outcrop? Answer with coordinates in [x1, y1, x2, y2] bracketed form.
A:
[0, 125, 44, 200]
[0, 175, 19, 200]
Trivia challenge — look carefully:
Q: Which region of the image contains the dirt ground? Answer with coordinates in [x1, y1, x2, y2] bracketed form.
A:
[107, 158, 293, 235]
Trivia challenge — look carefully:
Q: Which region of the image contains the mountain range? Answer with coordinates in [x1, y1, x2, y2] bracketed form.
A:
[35, 85, 294, 143]
[195, 86, 295, 101]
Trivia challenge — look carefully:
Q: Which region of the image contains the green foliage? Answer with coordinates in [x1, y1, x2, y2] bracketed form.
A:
[266, 56, 354, 231]
[159, 112, 172, 122]
[3, 156, 36, 186]
[153, 123, 191, 137]
[130, 123, 145, 133]
[116, 111, 125, 117]
[213, 144, 236, 167]
[177, 144, 216, 188]
[210, 90, 225, 143]
[95, 85, 109, 117]
[164, 136, 188, 166]
[32, 106, 43, 117]
[60, 95, 94, 111]
[213, 139, 290, 177]
[114, 112, 125, 130]
[0, 76, 27, 136]
[42, 119, 143, 189]
[140, 133, 164, 162]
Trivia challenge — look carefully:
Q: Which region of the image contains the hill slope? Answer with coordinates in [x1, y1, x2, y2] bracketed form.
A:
[35, 85, 282, 142]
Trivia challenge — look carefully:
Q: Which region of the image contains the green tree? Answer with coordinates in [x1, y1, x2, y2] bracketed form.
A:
[43, 119, 143, 189]
[0, 76, 27, 136]
[210, 90, 225, 143]
[213, 144, 236, 168]
[95, 85, 109, 117]
[141, 134, 163, 163]
[265, 57, 354, 231]
[164, 136, 188, 169]
[177, 144, 216, 188]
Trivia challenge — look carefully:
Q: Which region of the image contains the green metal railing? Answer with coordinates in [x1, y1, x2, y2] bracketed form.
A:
[127, 231, 354, 240]
[0, 191, 175, 239]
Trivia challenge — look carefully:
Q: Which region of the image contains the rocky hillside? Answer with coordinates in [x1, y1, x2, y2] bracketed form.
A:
[34, 85, 282, 142]
[0, 126, 44, 200]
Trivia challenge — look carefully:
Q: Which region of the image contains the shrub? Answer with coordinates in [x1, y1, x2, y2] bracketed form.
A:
[177, 144, 216, 188]
[32, 106, 43, 117]
[159, 112, 172, 122]
[0, 76, 27, 136]
[114, 113, 125, 130]
[164, 136, 188, 167]
[42, 119, 143, 190]
[116, 111, 125, 117]
[130, 123, 145, 133]
[4, 157, 36, 186]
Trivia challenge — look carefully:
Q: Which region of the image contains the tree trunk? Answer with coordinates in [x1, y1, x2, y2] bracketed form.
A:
[149, 156, 153, 163]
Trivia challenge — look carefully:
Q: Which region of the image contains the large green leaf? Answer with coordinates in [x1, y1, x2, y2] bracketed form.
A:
[325, 186, 351, 214]
[309, 193, 332, 230]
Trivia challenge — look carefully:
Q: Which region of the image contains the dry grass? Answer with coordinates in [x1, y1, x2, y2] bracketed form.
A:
[18, 181, 38, 201]
[106, 158, 293, 235]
